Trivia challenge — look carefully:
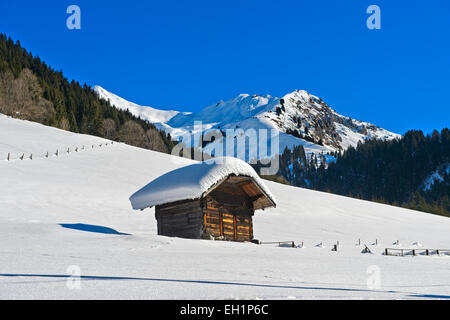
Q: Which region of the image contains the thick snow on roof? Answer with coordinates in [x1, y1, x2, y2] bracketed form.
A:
[129, 157, 277, 210]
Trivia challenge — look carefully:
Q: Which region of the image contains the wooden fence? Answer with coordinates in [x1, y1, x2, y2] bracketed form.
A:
[385, 248, 450, 256]
[2, 142, 114, 162]
[259, 241, 296, 248]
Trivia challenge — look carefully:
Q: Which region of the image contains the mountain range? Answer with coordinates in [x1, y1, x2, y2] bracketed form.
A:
[94, 86, 400, 159]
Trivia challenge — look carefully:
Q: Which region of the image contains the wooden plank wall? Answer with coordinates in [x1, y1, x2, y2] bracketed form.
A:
[236, 215, 253, 242]
[155, 199, 204, 239]
[203, 194, 254, 242]
[203, 199, 221, 237]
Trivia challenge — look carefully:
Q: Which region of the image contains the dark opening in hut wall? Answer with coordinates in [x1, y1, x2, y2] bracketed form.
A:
[155, 199, 204, 239]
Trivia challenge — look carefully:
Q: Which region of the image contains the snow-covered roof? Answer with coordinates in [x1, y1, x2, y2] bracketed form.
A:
[129, 157, 277, 210]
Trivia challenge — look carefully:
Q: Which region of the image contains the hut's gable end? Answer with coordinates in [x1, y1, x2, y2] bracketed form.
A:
[208, 181, 253, 212]
[205, 175, 273, 211]
[203, 195, 254, 242]
[155, 199, 204, 239]
[201, 176, 255, 242]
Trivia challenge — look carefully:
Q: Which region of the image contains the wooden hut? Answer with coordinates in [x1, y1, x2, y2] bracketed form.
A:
[129, 157, 277, 241]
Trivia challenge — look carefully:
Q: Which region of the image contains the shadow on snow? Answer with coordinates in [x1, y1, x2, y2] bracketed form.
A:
[59, 223, 131, 235]
[2, 273, 444, 298]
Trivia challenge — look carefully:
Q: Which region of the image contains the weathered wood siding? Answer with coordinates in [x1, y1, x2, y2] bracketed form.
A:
[155, 199, 203, 239]
[203, 193, 254, 242]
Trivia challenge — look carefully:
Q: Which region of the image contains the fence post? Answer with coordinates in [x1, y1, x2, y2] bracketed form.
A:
[385, 248, 388, 255]
[437, 250, 440, 255]
[426, 249, 429, 256]
[20, 153, 24, 160]
[291, 241, 295, 248]
[56, 149, 58, 157]
[412, 249, 416, 256]
[7, 152, 10, 161]
[29, 154, 32, 160]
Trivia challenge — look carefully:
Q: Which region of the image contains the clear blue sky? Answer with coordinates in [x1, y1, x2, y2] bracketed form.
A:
[1, 0, 449, 134]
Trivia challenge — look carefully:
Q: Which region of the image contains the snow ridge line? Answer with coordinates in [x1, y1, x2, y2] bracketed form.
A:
[2, 141, 115, 163]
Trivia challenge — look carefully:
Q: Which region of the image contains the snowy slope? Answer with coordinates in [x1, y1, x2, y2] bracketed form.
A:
[94, 86, 184, 124]
[1, 114, 450, 300]
[0, 114, 111, 160]
[94, 86, 400, 159]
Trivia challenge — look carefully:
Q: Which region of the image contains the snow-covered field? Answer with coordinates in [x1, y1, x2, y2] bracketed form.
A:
[1, 114, 449, 300]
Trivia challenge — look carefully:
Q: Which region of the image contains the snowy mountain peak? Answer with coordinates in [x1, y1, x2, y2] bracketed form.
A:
[285, 89, 316, 100]
[267, 89, 400, 150]
[94, 86, 400, 157]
